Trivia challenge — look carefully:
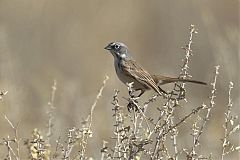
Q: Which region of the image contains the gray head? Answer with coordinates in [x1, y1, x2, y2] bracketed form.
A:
[104, 42, 130, 59]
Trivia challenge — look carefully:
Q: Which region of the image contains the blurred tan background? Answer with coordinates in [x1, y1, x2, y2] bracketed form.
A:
[0, 0, 239, 159]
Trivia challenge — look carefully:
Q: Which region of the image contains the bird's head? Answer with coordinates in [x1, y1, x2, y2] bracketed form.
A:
[104, 42, 130, 59]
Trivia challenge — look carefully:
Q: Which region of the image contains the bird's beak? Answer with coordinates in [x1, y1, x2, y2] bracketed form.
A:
[104, 44, 112, 50]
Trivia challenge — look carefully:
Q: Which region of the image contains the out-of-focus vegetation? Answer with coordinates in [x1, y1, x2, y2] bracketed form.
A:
[0, 0, 239, 159]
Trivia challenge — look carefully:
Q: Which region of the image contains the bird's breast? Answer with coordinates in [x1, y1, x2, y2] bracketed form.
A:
[114, 60, 129, 83]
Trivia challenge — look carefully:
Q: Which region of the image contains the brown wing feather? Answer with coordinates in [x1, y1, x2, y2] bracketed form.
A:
[122, 60, 162, 95]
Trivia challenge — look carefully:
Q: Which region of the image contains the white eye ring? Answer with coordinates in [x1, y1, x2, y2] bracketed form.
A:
[114, 44, 120, 49]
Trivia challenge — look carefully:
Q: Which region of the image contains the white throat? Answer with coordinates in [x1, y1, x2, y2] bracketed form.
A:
[120, 53, 127, 59]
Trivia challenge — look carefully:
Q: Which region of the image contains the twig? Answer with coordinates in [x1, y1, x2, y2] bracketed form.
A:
[80, 75, 109, 159]
[196, 66, 219, 141]
[62, 128, 76, 160]
[62, 76, 109, 160]
[46, 80, 57, 144]
[0, 90, 8, 101]
[4, 115, 20, 160]
[221, 82, 240, 159]
[180, 24, 198, 81]
[151, 24, 199, 160]
[89, 76, 109, 129]
[188, 65, 220, 159]
[112, 89, 124, 159]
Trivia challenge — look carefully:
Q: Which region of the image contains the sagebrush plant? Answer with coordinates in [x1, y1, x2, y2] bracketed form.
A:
[0, 25, 239, 160]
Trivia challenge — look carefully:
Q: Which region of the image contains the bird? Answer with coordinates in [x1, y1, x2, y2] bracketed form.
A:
[104, 42, 207, 97]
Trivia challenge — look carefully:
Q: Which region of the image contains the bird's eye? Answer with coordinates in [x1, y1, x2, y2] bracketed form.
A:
[114, 44, 120, 50]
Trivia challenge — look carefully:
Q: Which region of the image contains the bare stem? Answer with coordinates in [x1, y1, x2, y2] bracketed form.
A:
[46, 80, 57, 144]
[4, 115, 20, 160]
[221, 82, 240, 159]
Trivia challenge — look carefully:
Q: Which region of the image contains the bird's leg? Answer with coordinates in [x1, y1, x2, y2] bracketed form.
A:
[127, 97, 139, 112]
[127, 103, 134, 112]
[127, 90, 143, 112]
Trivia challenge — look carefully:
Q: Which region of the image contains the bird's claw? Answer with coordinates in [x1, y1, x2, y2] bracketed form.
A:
[127, 96, 142, 112]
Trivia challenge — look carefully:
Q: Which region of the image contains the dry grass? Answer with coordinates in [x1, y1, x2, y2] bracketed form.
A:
[0, 25, 239, 160]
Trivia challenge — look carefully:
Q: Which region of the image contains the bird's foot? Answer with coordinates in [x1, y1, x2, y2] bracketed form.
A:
[127, 96, 143, 112]
[124, 91, 142, 112]
[127, 102, 136, 112]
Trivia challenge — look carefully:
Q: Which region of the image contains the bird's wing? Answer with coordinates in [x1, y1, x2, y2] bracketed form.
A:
[122, 59, 161, 95]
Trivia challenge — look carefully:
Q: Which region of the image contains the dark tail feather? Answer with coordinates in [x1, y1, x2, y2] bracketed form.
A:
[151, 75, 207, 85]
[179, 79, 207, 85]
[162, 78, 207, 85]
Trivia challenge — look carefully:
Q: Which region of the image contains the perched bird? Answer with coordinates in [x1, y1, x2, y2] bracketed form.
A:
[104, 42, 206, 97]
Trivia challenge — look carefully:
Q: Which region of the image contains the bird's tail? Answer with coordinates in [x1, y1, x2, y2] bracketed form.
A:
[151, 75, 207, 86]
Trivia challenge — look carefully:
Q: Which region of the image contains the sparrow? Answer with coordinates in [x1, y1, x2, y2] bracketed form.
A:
[104, 42, 206, 97]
